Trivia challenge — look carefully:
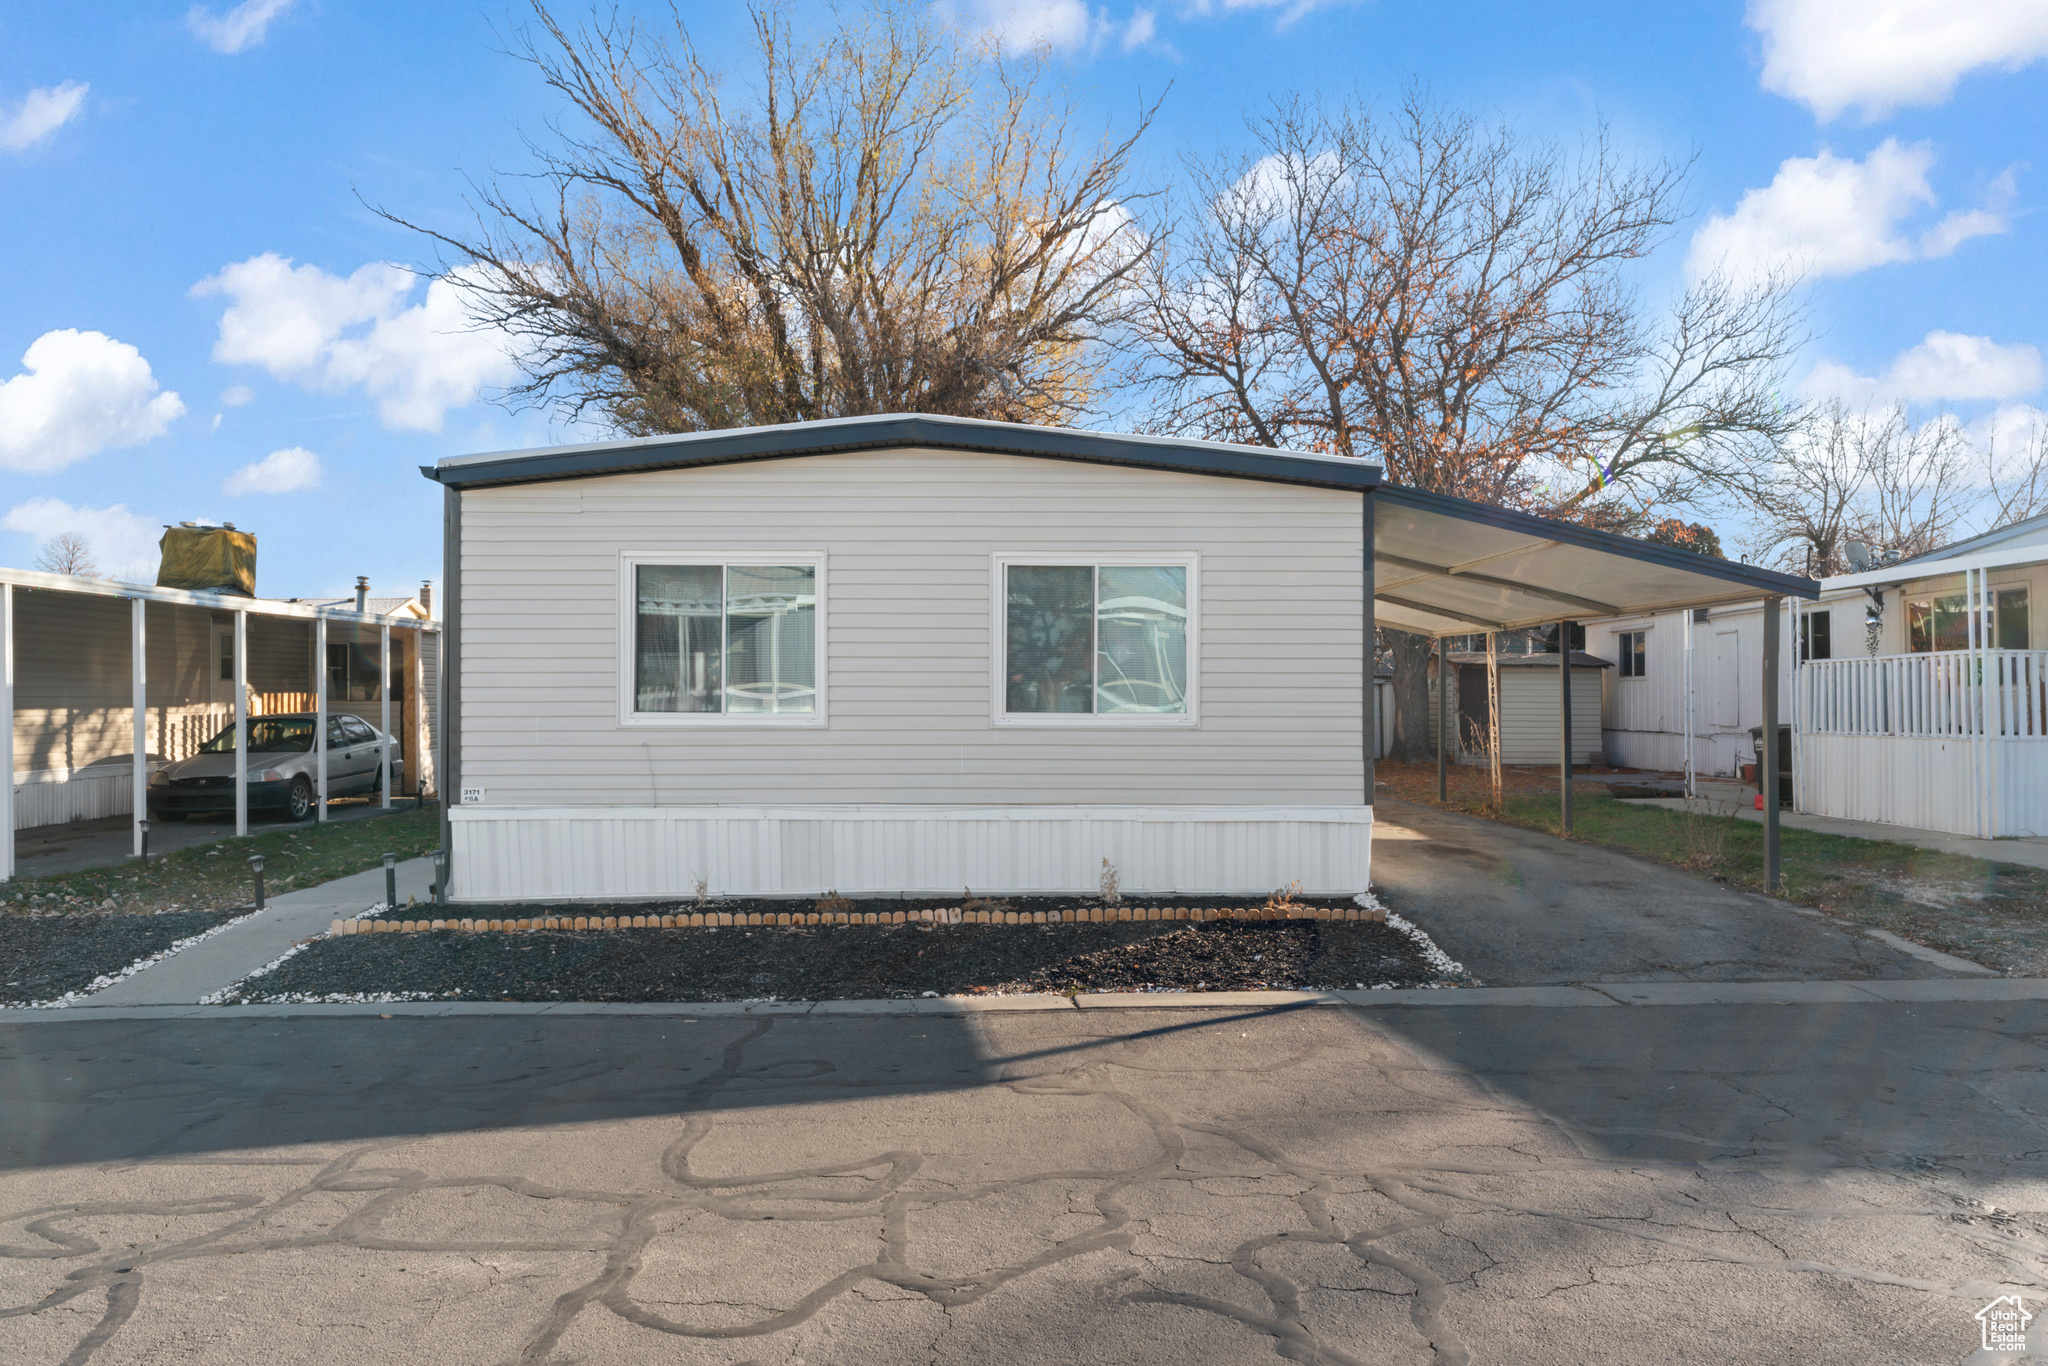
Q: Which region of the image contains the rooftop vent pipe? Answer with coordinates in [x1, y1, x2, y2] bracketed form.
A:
[355, 576, 370, 612]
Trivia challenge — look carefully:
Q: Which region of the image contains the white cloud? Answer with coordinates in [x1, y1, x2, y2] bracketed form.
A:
[1686, 140, 2011, 283]
[1885, 332, 2042, 402]
[0, 329, 185, 473]
[223, 445, 321, 496]
[3, 499, 162, 579]
[187, 0, 296, 54]
[957, 0, 1101, 49]
[1803, 331, 2043, 405]
[1748, 0, 2048, 121]
[220, 384, 254, 407]
[1122, 8, 1158, 50]
[0, 82, 88, 152]
[192, 253, 520, 432]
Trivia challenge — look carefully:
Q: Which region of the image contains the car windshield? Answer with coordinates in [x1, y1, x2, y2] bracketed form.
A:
[197, 719, 315, 754]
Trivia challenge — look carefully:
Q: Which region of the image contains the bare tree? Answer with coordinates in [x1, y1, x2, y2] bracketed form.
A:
[378, 1, 1156, 434]
[1986, 412, 2048, 530]
[1746, 401, 1973, 577]
[1127, 93, 1803, 759]
[34, 532, 97, 577]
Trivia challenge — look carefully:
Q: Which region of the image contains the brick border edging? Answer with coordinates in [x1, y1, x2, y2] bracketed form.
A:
[328, 904, 1388, 936]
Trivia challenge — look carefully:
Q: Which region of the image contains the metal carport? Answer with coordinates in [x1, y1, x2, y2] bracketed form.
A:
[1364, 484, 1818, 886]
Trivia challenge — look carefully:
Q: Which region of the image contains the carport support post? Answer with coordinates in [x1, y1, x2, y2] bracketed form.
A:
[233, 609, 247, 838]
[132, 597, 146, 858]
[1558, 619, 1574, 833]
[379, 623, 391, 809]
[1435, 638, 1448, 802]
[315, 615, 328, 823]
[1762, 595, 1782, 891]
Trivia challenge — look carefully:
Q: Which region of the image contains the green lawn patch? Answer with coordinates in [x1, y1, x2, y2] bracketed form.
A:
[2, 805, 442, 919]
[1483, 790, 2048, 976]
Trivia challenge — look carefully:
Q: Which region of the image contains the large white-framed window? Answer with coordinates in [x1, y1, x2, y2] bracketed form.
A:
[991, 554, 1198, 726]
[617, 551, 826, 726]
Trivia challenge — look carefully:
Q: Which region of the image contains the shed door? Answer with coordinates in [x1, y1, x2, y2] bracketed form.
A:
[1457, 664, 1491, 753]
[1710, 632, 1740, 729]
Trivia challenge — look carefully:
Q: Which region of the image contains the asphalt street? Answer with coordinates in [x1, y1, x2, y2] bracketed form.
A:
[1, 997, 2040, 1365]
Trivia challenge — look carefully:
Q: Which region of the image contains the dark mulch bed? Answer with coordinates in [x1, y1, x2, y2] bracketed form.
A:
[223, 917, 1449, 1003]
[0, 911, 242, 1006]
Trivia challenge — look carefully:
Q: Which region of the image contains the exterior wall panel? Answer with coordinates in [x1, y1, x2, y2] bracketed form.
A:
[456, 447, 1368, 810]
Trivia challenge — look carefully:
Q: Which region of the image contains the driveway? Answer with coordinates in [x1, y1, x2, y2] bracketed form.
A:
[1369, 798, 1966, 984]
[1, 1001, 2039, 1364]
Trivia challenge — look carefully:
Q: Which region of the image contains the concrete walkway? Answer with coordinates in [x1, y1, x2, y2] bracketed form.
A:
[80, 855, 435, 1006]
[1621, 776, 2048, 870]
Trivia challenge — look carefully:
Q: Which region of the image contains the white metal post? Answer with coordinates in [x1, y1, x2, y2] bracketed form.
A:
[132, 598, 148, 857]
[315, 615, 328, 822]
[1683, 610, 1696, 800]
[0, 585, 12, 881]
[234, 609, 248, 837]
[380, 622, 392, 809]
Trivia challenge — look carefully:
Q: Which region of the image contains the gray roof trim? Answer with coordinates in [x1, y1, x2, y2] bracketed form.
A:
[1889, 509, 2048, 568]
[420, 413, 1383, 493]
[1377, 486, 1820, 601]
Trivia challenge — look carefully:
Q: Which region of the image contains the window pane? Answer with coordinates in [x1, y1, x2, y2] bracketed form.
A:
[636, 565, 722, 713]
[1933, 593, 1969, 651]
[725, 566, 817, 714]
[1908, 600, 1931, 653]
[1007, 566, 1094, 713]
[1097, 566, 1187, 713]
[2000, 588, 2031, 650]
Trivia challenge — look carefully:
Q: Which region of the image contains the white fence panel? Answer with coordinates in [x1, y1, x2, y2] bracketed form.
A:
[1796, 651, 2048, 838]
[12, 766, 140, 830]
[448, 804, 1374, 902]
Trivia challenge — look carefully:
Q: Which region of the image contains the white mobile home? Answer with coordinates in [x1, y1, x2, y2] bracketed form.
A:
[425, 415, 1814, 903]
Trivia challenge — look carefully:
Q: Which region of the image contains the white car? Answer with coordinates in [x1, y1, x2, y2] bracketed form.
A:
[148, 713, 403, 823]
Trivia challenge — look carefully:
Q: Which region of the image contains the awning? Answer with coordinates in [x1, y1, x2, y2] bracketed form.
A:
[1372, 486, 1817, 636]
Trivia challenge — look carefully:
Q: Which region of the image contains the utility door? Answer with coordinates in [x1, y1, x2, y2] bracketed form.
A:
[1456, 664, 1492, 757]
[210, 621, 238, 712]
[1710, 632, 1741, 728]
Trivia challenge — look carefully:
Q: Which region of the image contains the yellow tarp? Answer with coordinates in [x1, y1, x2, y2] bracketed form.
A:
[156, 526, 256, 595]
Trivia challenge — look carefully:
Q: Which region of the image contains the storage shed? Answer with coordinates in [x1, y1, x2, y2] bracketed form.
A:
[1428, 651, 1610, 766]
[423, 414, 1817, 903]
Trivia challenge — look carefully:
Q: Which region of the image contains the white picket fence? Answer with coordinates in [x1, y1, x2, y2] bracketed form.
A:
[1795, 650, 2048, 838]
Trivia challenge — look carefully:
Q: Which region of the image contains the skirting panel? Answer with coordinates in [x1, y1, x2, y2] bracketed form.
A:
[447, 804, 1374, 903]
[13, 766, 138, 831]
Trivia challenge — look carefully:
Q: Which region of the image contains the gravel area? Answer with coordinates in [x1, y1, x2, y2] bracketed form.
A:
[0, 911, 243, 1007]
[219, 915, 1458, 1003]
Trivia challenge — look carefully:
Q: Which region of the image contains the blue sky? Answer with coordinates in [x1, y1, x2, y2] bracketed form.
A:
[1, 0, 2044, 597]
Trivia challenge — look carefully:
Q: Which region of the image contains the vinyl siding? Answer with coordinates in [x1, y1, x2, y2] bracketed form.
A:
[457, 446, 1368, 807]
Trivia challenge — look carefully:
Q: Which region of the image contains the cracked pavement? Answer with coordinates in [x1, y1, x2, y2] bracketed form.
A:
[2, 998, 2043, 1364]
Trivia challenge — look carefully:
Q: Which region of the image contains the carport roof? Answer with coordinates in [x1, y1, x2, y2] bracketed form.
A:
[1372, 485, 1816, 635]
[425, 414, 1816, 632]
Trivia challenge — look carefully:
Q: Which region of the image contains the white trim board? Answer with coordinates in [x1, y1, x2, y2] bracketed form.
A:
[447, 803, 1372, 901]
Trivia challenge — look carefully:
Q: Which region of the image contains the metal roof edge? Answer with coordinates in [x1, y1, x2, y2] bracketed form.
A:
[1377, 486, 1821, 601]
[1888, 509, 2048, 568]
[420, 414, 1383, 493]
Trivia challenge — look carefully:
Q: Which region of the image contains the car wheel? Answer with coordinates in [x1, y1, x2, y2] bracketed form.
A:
[287, 777, 314, 823]
[149, 808, 188, 822]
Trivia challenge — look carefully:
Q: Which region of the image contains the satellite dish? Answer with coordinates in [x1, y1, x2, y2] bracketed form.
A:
[1845, 541, 1873, 572]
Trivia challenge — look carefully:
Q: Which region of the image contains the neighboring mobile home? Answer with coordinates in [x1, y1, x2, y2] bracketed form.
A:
[423, 414, 1814, 904]
[1593, 510, 2048, 837]
[1, 566, 441, 863]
